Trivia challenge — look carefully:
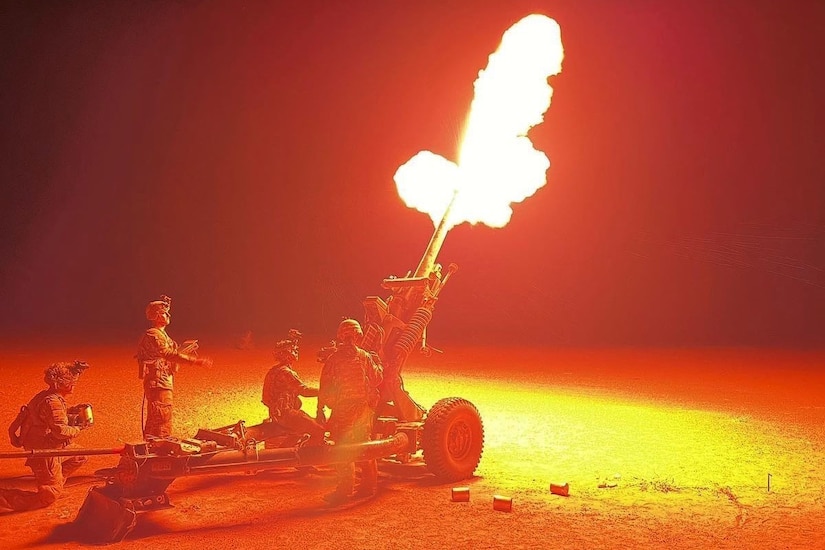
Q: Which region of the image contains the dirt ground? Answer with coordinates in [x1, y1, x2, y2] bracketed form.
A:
[1, 337, 823, 549]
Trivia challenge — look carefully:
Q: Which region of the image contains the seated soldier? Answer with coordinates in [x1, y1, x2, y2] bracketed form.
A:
[261, 330, 326, 444]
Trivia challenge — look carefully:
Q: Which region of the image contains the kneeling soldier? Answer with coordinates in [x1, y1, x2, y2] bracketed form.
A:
[2, 361, 91, 512]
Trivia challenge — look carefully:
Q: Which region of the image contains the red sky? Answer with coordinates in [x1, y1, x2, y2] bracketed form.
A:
[1, 0, 823, 347]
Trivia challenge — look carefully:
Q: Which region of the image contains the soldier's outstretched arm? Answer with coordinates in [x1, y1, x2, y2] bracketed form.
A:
[292, 369, 319, 398]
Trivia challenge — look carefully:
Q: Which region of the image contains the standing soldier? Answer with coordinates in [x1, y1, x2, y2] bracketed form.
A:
[1, 361, 92, 512]
[318, 319, 383, 505]
[262, 329, 326, 444]
[136, 295, 211, 438]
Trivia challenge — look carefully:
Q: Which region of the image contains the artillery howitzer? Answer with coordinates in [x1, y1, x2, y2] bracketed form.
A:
[2, 199, 483, 543]
[315, 193, 484, 480]
[354, 195, 485, 480]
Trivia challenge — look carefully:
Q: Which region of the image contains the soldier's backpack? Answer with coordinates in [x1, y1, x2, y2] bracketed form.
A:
[7, 405, 28, 448]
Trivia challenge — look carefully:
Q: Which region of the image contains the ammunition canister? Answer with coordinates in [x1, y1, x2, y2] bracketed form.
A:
[451, 487, 470, 502]
[492, 495, 512, 512]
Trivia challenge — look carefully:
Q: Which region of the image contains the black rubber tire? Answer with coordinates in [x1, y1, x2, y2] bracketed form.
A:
[421, 397, 484, 482]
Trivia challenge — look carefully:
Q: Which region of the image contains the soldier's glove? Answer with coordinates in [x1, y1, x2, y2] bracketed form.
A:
[179, 339, 199, 355]
[75, 418, 92, 430]
[9, 433, 22, 448]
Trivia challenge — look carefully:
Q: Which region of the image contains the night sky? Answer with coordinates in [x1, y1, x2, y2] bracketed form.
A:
[1, 0, 823, 347]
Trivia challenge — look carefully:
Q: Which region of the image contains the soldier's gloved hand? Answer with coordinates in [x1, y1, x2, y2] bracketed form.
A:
[69, 418, 91, 430]
[196, 357, 213, 368]
[9, 433, 22, 448]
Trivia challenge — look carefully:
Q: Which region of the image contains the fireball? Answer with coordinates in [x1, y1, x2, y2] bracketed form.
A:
[395, 14, 565, 230]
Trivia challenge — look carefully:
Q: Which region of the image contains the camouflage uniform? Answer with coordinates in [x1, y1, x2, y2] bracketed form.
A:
[137, 295, 209, 439]
[1, 385, 86, 511]
[319, 342, 383, 499]
[262, 364, 325, 441]
[137, 327, 180, 438]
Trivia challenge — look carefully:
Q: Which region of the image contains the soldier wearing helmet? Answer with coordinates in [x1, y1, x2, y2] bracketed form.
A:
[318, 318, 383, 505]
[136, 295, 212, 438]
[261, 330, 326, 443]
[1, 361, 91, 512]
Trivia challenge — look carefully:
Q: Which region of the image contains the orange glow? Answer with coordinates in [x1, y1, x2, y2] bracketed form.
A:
[2, 341, 823, 548]
[402, 348, 824, 518]
[395, 14, 564, 229]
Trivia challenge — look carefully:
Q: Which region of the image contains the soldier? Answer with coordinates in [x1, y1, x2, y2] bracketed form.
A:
[262, 329, 326, 443]
[1, 361, 91, 512]
[318, 319, 383, 505]
[136, 295, 211, 438]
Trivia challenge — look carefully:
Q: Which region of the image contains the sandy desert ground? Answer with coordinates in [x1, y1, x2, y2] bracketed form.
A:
[0, 336, 823, 549]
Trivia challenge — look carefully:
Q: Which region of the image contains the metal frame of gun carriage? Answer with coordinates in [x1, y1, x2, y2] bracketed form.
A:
[1, 198, 484, 544]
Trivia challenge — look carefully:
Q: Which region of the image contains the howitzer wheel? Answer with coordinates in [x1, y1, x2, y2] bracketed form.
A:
[421, 397, 484, 482]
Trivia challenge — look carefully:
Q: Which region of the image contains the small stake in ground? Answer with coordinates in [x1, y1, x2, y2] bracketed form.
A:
[767, 473, 772, 493]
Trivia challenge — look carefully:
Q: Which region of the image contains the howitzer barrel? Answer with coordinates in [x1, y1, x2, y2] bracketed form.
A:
[413, 191, 458, 278]
[0, 446, 125, 459]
